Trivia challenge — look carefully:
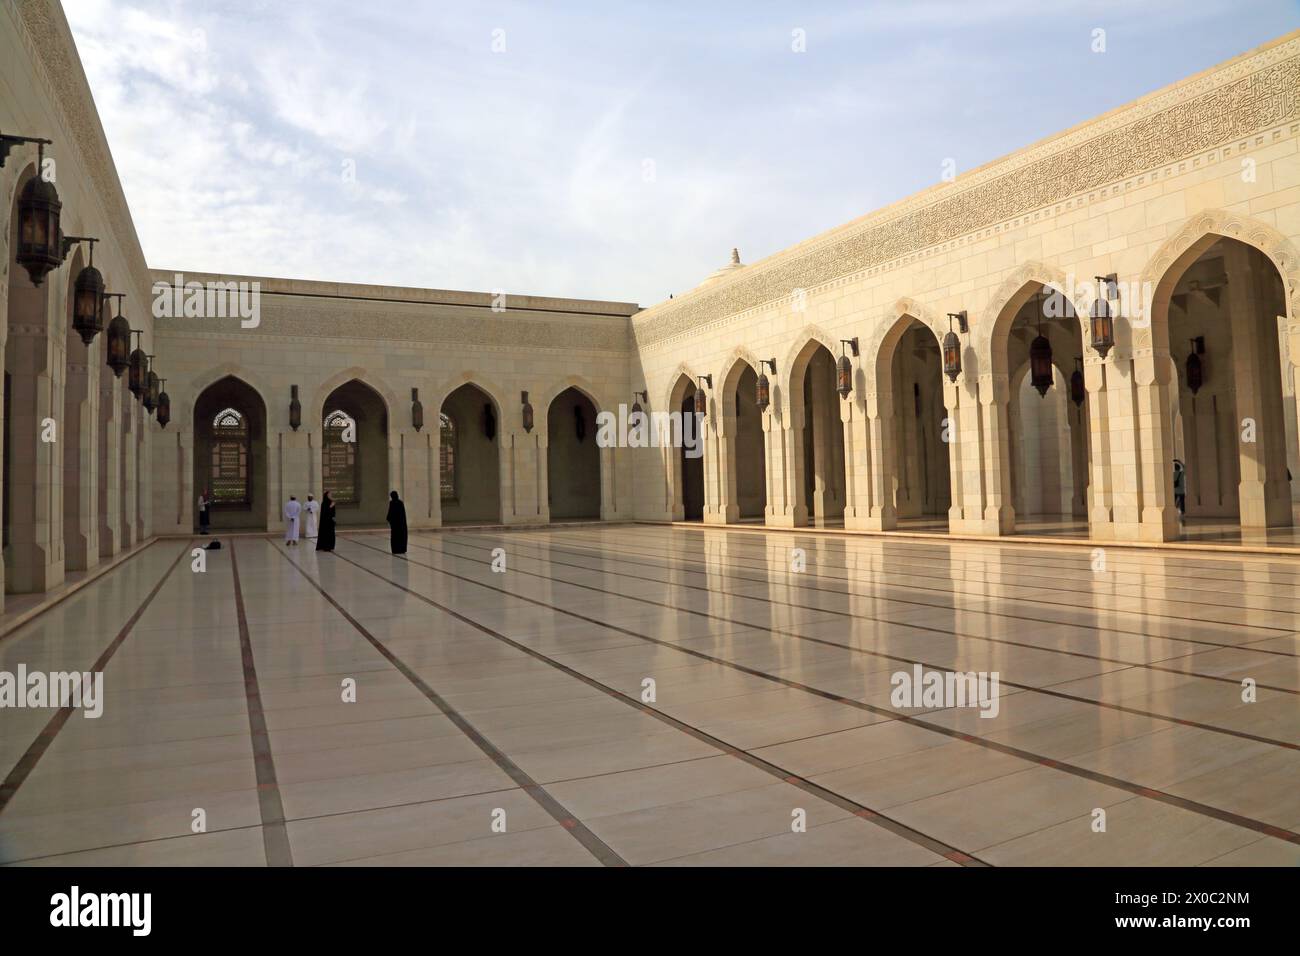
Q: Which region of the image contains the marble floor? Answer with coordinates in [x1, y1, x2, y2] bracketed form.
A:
[1, 525, 1298, 867]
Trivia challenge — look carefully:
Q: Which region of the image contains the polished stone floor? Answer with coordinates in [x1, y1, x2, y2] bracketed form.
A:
[1, 525, 1297, 866]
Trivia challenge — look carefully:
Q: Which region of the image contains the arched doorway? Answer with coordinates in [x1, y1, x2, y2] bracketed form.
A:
[194, 376, 268, 531]
[667, 373, 704, 521]
[790, 341, 846, 527]
[721, 361, 767, 522]
[547, 386, 601, 520]
[876, 316, 951, 531]
[994, 283, 1091, 537]
[61, 246, 94, 569]
[1157, 237, 1293, 536]
[320, 379, 389, 527]
[439, 382, 501, 524]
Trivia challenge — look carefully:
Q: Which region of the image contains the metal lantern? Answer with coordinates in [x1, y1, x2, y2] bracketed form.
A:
[15, 148, 62, 286]
[106, 295, 130, 377]
[71, 239, 105, 346]
[128, 331, 147, 399]
[156, 379, 170, 429]
[484, 402, 497, 441]
[631, 390, 645, 418]
[144, 356, 159, 412]
[943, 312, 966, 383]
[694, 374, 712, 417]
[1070, 359, 1085, 408]
[836, 338, 858, 399]
[1090, 274, 1116, 359]
[411, 388, 424, 432]
[1029, 333, 1054, 397]
[289, 384, 302, 431]
[1186, 337, 1204, 395]
[521, 391, 534, 433]
[942, 330, 962, 382]
[756, 359, 775, 412]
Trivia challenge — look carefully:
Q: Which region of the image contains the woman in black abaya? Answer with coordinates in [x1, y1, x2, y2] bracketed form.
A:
[317, 491, 337, 552]
[387, 490, 408, 554]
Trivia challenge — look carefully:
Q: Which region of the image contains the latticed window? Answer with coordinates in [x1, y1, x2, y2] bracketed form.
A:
[440, 412, 456, 501]
[323, 409, 358, 504]
[209, 408, 249, 505]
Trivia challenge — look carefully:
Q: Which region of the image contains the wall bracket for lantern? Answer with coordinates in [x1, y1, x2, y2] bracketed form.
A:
[948, 310, 969, 334]
[0, 132, 52, 168]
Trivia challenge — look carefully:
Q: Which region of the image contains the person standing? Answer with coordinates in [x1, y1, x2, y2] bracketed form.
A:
[284, 495, 302, 546]
[387, 490, 408, 555]
[316, 491, 337, 552]
[1173, 459, 1187, 522]
[198, 488, 211, 535]
[304, 494, 320, 540]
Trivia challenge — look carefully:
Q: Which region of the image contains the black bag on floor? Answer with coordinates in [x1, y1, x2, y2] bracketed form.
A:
[205, 540, 222, 550]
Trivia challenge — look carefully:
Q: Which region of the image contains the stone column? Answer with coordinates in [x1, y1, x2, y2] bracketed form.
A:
[710, 409, 740, 524]
[536, 435, 551, 523]
[3, 320, 63, 592]
[841, 392, 872, 530]
[977, 371, 1015, 535]
[96, 361, 121, 558]
[864, 386, 898, 530]
[1226, 243, 1291, 528]
[63, 346, 97, 569]
[1083, 355, 1115, 537]
[120, 377, 136, 548]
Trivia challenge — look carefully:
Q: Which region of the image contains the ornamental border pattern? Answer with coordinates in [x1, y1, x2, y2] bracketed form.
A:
[634, 43, 1300, 350]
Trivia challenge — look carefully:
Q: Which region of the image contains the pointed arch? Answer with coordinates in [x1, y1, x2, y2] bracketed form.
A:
[782, 325, 839, 406]
[310, 366, 396, 423]
[981, 262, 1087, 376]
[193, 375, 269, 531]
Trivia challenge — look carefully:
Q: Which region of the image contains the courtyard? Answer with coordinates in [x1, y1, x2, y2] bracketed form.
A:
[1, 525, 1296, 867]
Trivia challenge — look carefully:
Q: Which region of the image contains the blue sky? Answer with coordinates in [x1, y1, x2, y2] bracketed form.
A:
[64, 0, 1299, 306]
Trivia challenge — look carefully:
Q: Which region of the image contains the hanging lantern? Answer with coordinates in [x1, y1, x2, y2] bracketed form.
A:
[631, 390, 644, 418]
[1185, 337, 1204, 395]
[1070, 359, 1085, 408]
[573, 404, 585, 442]
[521, 391, 534, 433]
[144, 356, 159, 412]
[289, 384, 301, 431]
[756, 359, 774, 412]
[1029, 333, 1054, 397]
[15, 147, 62, 287]
[106, 295, 130, 377]
[156, 379, 170, 429]
[942, 330, 962, 382]
[943, 312, 966, 383]
[411, 387, 424, 432]
[71, 240, 105, 346]
[484, 402, 497, 441]
[128, 331, 147, 399]
[694, 374, 711, 417]
[1090, 274, 1116, 359]
[836, 338, 858, 399]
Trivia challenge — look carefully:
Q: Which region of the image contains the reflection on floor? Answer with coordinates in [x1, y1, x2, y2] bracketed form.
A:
[1, 525, 1297, 866]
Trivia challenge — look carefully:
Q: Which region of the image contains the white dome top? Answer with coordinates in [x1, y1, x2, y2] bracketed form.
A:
[699, 248, 745, 287]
